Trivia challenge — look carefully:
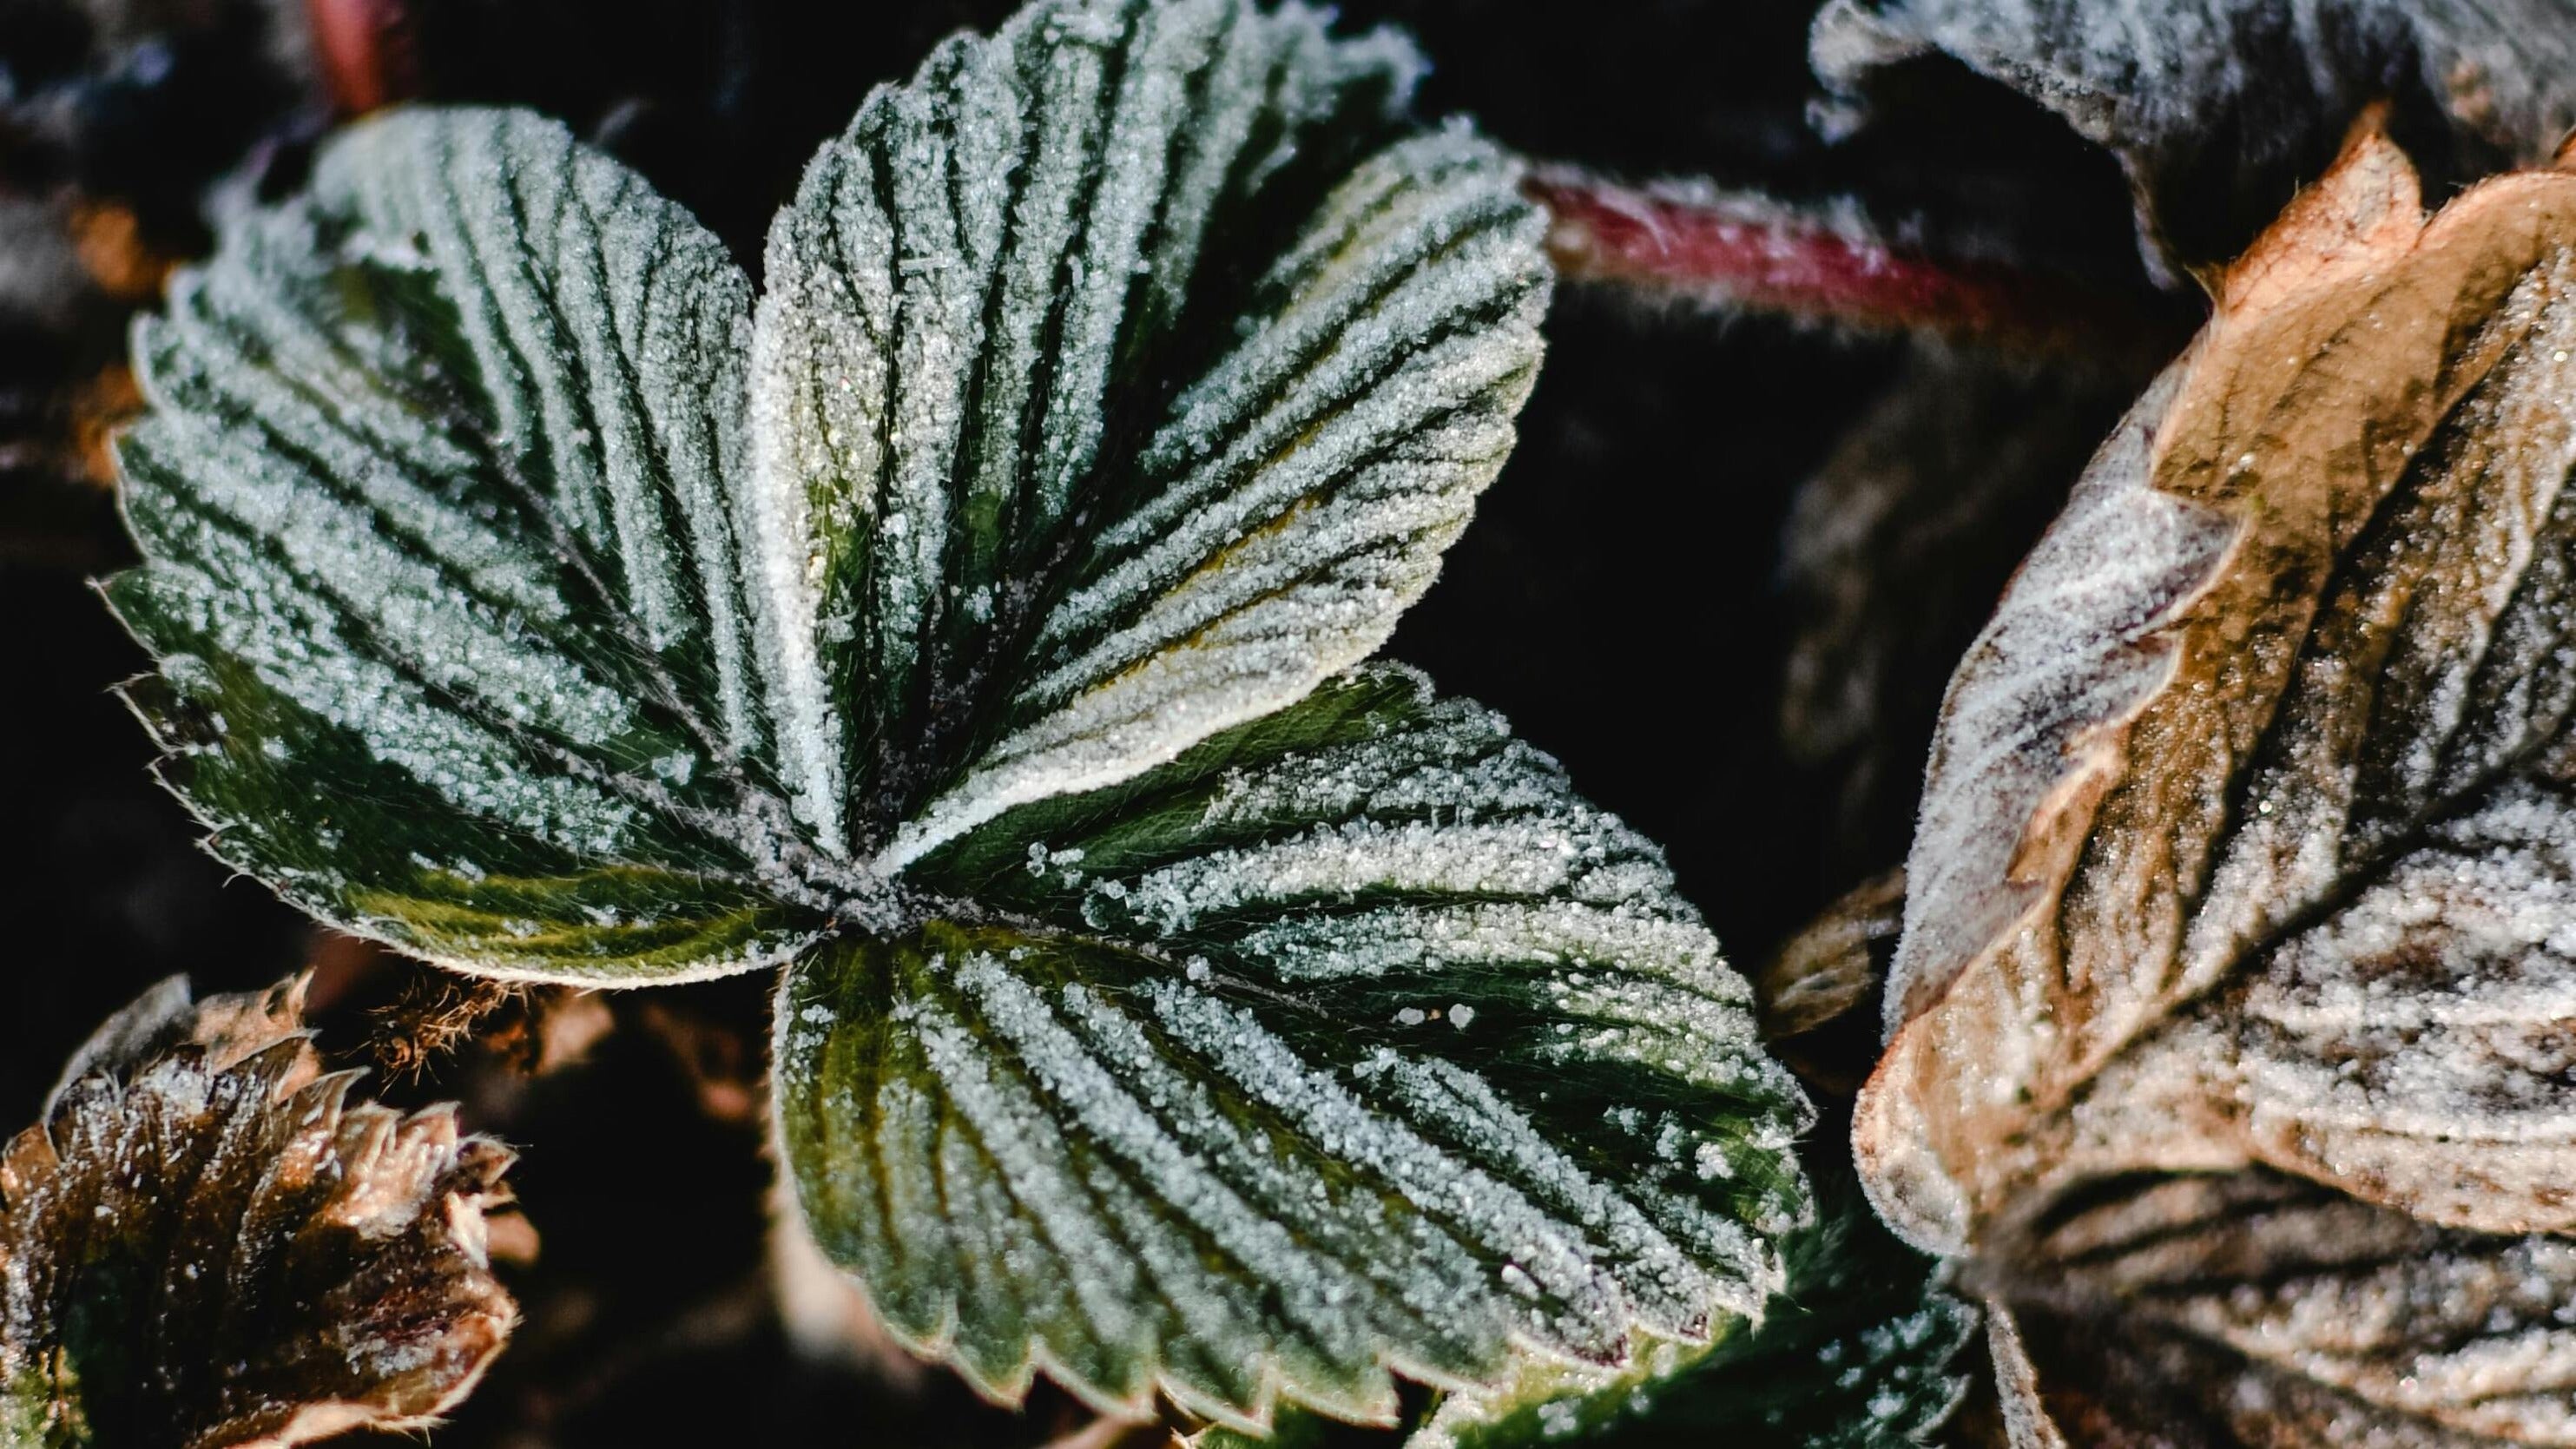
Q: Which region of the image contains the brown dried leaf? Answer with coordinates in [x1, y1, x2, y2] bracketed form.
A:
[1857, 116, 2576, 1445]
[1763, 871, 1907, 1042]
[1862, 118, 2576, 1251]
[1981, 1170, 2576, 1447]
[1, 976, 518, 1448]
[1759, 870, 1906, 1098]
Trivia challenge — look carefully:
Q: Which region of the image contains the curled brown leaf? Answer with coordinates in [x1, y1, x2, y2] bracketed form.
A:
[0, 976, 518, 1448]
[1985, 1170, 2576, 1447]
[1865, 116, 2576, 1250]
[1855, 115, 2576, 1446]
[1759, 869, 1907, 1098]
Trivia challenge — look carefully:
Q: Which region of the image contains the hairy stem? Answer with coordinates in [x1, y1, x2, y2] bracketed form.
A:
[1526, 166, 2191, 364]
[306, 0, 420, 115]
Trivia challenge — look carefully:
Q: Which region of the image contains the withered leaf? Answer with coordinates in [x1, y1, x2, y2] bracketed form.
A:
[1864, 121, 2576, 1250]
[0, 977, 517, 1448]
[1809, 0, 2576, 273]
[1858, 119, 2576, 1445]
[1758, 870, 1907, 1099]
[1762, 871, 1907, 1045]
[1982, 1169, 2576, 1447]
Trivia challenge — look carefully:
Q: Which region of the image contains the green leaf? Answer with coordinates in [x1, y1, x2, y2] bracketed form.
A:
[1176, 1143, 1969, 1449]
[110, 0, 1546, 982]
[1388, 1132, 1972, 1449]
[743, 0, 1546, 864]
[776, 667, 1813, 1429]
[111, 646, 816, 983]
[108, 0, 1811, 1426]
[108, 104, 827, 982]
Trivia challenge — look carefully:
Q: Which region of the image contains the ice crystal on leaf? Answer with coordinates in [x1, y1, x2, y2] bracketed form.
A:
[101, 0, 1813, 1427]
[1395, 1174, 1971, 1449]
[0, 977, 517, 1449]
[1856, 115, 2576, 1445]
[1177, 1123, 1973, 1449]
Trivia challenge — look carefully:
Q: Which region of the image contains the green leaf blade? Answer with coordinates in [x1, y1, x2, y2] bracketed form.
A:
[918, 126, 1551, 866]
[105, 624, 821, 982]
[743, 0, 1548, 865]
[313, 108, 768, 728]
[778, 669, 1813, 1428]
[1189, 1139, 1975, 1449]
[108, 105, 839, 983]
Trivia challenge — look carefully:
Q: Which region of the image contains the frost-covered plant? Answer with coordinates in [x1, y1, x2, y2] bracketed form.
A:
[96, 0, 1819, 1433]
[76, 0, 2576, 1443]
[1857, 122, 2576, 1442]
[1, 976, 517, 1448]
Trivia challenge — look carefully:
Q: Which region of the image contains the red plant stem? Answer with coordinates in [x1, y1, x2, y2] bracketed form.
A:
[1525, 168, 2192, 364]
[306, 0, 421, 117]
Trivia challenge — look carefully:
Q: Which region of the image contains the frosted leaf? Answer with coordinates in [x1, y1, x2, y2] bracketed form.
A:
[775, 667, 1812, 1430]
[0, 976, 517, 1448]
[1383, 1156, 1973, 1449]
[113, 0, 1545, 990]
[1860, 123, 2576, 1256]
[108, 107, 825, 984]
[107, 2, 1795, 1427]
[1986, 1169, 2576, 1446]
[1811, 0, 2576, 273]
[744, 0, 1548, 863]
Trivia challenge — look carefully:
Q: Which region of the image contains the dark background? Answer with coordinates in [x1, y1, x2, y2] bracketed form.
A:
[0, 1, 2159, 1441]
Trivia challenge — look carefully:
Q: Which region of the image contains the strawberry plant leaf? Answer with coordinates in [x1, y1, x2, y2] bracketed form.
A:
[1863, 122, 2576, 1253]
[1, 977, 517, 1448]
[777, 665, 1813, 1428]
[106, 104, 827, 982]
[1987, 1169, 2576, 1446]
[105, 0, 1815, 1426]
[1399, 1167, 1972, 1449]
[744, 0, 1541, 865]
